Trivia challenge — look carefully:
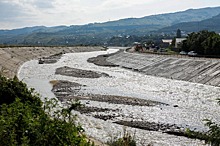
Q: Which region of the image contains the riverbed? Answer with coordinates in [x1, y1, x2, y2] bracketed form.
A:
[18, 48, 220, 145]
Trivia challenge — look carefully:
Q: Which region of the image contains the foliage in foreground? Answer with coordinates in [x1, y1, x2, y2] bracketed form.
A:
[0, 75, 93, 146]
[107, 129, 136, 146]
[202, 99, 220, 146]
[0, 76, 42, 107]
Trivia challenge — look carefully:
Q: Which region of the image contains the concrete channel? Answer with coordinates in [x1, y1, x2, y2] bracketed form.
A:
[0, 46, 104, 78]
[1, 46, 220, 87]
[107, 51, 220, 87]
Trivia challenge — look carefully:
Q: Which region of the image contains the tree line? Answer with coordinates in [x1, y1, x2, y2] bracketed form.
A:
[181, 30, 220, 56]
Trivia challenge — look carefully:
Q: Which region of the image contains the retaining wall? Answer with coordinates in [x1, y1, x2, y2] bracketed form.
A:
[107, 51, 220, 87]
[0, 46, 104, 78]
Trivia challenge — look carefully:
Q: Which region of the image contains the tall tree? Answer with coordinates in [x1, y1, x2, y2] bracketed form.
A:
[176, 29, 181, 38]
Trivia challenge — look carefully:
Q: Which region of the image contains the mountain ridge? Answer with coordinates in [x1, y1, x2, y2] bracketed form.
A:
[1, 6, 220, 45]
[159, 13, 220, 33]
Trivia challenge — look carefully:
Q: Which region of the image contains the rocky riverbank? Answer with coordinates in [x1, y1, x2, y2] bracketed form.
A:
[51, 80, 167, 106]
[50, 79, 205, 140]
[47, 50, 210, 141]
[18, 48, 216, 145]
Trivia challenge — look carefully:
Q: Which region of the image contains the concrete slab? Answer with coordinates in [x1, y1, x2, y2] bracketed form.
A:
[107, 51, 220, 87]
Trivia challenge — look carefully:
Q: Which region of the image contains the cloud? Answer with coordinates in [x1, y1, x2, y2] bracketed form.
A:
[32, 1, 55, 9]
[0, 0, 58, 28]
[0, 1, 24, 20]
[0, 0, 220, 29]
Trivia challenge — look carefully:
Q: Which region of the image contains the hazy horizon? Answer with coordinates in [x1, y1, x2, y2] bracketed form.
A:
[1, 0, 220, 30]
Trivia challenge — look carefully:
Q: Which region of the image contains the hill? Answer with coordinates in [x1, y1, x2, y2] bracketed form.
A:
[1, 7, 220, 45]
[159, 13, 220, 33]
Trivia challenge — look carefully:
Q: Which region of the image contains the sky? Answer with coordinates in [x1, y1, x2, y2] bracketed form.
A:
[0, 0, 220, 30]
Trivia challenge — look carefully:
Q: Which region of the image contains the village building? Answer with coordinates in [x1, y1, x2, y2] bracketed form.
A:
[175, 38, 186, 48]
[161, 39, 172, 48]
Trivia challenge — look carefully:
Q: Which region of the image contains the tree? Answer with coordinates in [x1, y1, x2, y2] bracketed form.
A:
[0, 75, 42, 108]
[176, 29, 181, 38]
[181, 30, 220, 56]
[171, 37, 176, 47]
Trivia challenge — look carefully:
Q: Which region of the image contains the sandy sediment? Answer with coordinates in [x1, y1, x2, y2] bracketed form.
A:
[114, 120, 182, 133]
[51, 80, 166, 106]
[55, 66, 110, 78]
[87, 50, 122, 67]
[38, 52, 63, 64]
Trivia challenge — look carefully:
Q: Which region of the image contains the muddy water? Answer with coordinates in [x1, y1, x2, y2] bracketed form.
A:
[18, 48, 220, 145]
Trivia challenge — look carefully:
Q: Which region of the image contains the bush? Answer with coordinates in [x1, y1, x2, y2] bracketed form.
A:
[0, 75, 93, 146]
[107, 129, 136, 146]
[202, 98, 220, 146]
[0, 76, 42, 107]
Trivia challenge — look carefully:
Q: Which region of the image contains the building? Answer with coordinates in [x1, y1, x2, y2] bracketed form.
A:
[161, 39, 172, 48]
[175, 38, 186, 48]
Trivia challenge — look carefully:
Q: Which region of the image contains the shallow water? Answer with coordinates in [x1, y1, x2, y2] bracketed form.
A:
[18, 48, 220, 145]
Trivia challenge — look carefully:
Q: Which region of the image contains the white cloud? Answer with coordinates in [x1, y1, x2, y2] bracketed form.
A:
[0, 0, 220, 29]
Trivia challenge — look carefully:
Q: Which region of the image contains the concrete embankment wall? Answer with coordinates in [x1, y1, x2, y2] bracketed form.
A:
[0, 46, 104, 78]
[107, 51, 220, 87]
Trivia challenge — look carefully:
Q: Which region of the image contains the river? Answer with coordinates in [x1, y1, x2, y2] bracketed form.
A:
[18, 48, 220, 145]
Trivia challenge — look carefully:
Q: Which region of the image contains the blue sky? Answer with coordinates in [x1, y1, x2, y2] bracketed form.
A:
[0, 0, 220, 29]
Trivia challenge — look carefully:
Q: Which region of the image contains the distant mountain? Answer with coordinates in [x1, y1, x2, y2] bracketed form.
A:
[93, 7, 220, 27]
[0, 26, 68, 35]
[1, 7, 220, 46]
[59, 7, 220, 36]
[159, 13, 220, 33]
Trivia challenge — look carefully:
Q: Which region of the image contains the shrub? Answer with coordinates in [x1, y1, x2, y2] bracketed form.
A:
[0, 75, 93, 146]
[107, 129, 136, 146]
[0, 76, 42, 107]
